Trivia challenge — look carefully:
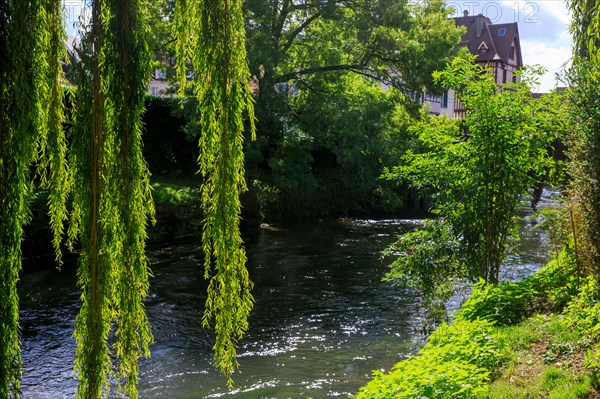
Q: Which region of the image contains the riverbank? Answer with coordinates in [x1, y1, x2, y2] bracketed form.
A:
[356, 250, 600, 398]
[23, 177, 205, 268]
[23, 176, 425, 269]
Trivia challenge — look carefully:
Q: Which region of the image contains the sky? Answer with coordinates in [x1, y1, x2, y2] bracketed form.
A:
[446, 0, 573, 92]
[61, 0, 572, 92]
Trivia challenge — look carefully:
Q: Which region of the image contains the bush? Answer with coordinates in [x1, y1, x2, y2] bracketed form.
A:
[461, 249, 581, 327]
[529, 249, 581, 311]
[461, 279, 533, 326]
[356, 318, 506, 398]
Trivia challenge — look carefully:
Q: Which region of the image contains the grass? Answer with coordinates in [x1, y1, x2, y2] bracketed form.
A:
[486, 315, 597, 399]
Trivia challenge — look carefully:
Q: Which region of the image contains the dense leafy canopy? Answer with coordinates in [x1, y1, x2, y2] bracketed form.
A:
[242, 0, 464, 218]
[244, 0, 462, 93]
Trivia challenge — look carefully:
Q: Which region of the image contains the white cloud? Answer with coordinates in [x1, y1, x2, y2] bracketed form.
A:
[521, 40, 570, 91]
[539, 0, 572, 25]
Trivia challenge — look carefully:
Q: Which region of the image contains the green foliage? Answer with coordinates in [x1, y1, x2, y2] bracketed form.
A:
[383, 51, 554, 324]
[356, 318, 506, 398]
[529, 249, 581, 311]
[384, 219, 461, 327]
[561, 277, 600, 344]
[460, 249, 581, 327]
[1, 0, 68, 396]
[35, 0, 71, 266]
[461, 279, 533, 326]
[242, 0, 463, 219]
[567, 0, 600, 278]
[569, 0, 600, 61]
[255, 72, 413, 219]
[431, 53, 550, 284]
[565, 60, 600, 276]
[175, 0, 256, 385]
[68, 1, 155, 397]
[246, 0, 463, 95]
[361, 247, 600, 399]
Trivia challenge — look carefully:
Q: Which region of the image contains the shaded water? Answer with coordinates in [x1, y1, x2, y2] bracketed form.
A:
[19, 215, 549, 398]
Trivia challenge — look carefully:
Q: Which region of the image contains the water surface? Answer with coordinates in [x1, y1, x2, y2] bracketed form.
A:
[19, 215, 548, 398]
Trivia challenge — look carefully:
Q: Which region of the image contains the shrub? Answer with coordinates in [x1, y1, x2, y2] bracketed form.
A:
[461, 279, 533, 326]
[529, 249, 580, 311]
[356, 318, 506, 398]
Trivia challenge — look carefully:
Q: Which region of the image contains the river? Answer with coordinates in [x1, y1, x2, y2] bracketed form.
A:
[19, 212, 550, 398]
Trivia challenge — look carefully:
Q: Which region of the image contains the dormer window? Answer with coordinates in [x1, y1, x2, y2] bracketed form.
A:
[478, 41, 488, 52]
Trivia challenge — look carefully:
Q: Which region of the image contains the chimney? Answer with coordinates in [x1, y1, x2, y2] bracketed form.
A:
[476, 15, 485, 37]
[463, 10, 468, 17]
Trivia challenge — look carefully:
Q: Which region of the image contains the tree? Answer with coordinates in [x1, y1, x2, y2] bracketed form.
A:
[261, 71, 413, 218]
[1, 0, 255, 397]
[143, 0, 463, 220]
[566, 0, 600, 278]
[68, 1, 155, 397]
[245, 0, 464, 183]
[245, 0, 462, 95]
[383, 52, 551, 322]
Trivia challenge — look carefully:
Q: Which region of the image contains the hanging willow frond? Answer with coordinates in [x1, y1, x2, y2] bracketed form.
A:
[175, 0, 256, 386]
[71, 0, 154, 398]
[35, 0, 71, 265]
[0, 0, 65, 396]
[105, 0, 155, 397]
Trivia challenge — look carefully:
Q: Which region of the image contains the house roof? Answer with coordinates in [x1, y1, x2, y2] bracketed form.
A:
[453, 13, 522, 68]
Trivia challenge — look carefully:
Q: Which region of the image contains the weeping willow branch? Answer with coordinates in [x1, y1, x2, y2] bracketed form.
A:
[71, 0, 154, 397]
[0, 1, 66, 396]
[107, 0, 154, 396]
[35, 0, 71, 265]
[175, 0, 256, 385]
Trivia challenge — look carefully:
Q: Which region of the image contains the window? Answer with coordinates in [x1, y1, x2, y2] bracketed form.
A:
[441, 91, 448, 108]
[498, 27, 507, 37]
[424, 92, 439, 102]
[155, 68, 166, 79]
[502, 69, 507, 83]
[478, 41, 488, 51]
[151, 87, 159, 96]
[509, 46, 515, 60]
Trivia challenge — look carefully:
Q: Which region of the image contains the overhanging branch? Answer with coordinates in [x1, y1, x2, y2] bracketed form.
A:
[276, 63, 365, 82]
